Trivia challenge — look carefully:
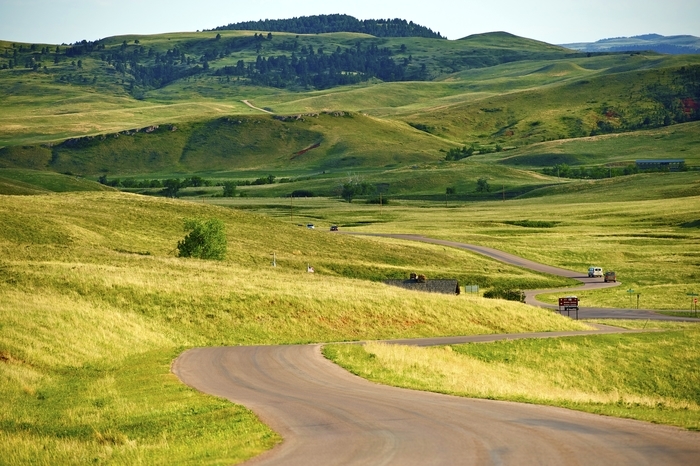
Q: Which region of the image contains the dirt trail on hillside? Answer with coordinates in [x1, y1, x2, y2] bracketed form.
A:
[242, 100, 274, 114]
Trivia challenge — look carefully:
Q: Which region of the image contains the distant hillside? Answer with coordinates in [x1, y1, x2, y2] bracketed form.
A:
[0, 113, 454, 176]
[561, 34, 700, 55]
[0, 28, 573, 98]
[213, 14, 446, 39]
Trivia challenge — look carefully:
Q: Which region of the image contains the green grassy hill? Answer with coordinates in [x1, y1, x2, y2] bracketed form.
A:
[1, 27, 699, 200]
[0, 191, 585, 463]
[394, 56, 700, 146]
[485, 121, 700, 169]
[0, 112, 454, 176]
[0, 168, 114, 194]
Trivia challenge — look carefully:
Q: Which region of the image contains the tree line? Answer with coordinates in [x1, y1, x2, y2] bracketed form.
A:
[541, 163, 688, 180]
[213, 14, 445, 39]
[215, 41, 422, 89]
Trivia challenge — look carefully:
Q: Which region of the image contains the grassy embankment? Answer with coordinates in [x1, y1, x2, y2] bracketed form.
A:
[212, 172, 700, 311]
[0, 192, 585, 464]
[0, 112, 456, 177]
[324, 320, 700, 430]
[0, 168, 113, 195]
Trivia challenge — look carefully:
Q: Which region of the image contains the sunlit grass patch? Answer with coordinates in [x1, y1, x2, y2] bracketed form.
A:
[325, 327, 700, 429]
[0, 191, 588, 463]
[0, 349, 280, 465]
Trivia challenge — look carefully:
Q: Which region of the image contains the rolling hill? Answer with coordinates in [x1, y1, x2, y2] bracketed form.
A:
[562, 34, 700, 55]
[1, 20, 699, 196]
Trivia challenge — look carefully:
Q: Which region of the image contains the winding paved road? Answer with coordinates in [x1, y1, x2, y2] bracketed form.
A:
[173, 234, 699, 465]
[351, 233, 697, 322]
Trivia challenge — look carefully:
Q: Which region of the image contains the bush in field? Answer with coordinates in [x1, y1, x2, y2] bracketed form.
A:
[222, 181, 237, 197]
[483, 288, 525, 302]
[476, 177, 491, 193]
[177, 218, 227, 260]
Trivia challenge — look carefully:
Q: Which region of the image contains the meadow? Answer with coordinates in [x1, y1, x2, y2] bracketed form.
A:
[210, 171, 700, 311]
[2, 24, 699, 464]
[0, 191, 588, 464]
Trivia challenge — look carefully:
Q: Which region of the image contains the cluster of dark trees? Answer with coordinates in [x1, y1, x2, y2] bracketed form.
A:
[541, 164, 645, 179]
[341, 181, 377, 203]
[98, 43, 205, 89]
[98, 175, 212, 190]
[213, 14, 445, 39]
[98, 174, 286, 197]
[444, 144, 504, 161]
[444, 146, 475, 161]
[65, 39, 105, 57]
[215, 42, 423, 89]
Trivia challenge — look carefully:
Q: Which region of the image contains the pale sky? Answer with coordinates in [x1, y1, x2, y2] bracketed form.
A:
[1, 0, 698, 45]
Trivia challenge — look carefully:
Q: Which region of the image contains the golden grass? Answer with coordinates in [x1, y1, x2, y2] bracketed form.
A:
[220, 188, 700, 310]
[0, 191, 589, 464]
[325, 326, 700, 429]
[360, 341, 696, 408]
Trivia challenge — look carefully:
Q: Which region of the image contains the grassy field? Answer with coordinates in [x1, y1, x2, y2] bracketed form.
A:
[479, 121, 700, 168]
[0, 191, 588, 464]
[0, 112, 457, 176]
[2, 24, 700, 463]
[0, 168, 113, 195]
[324, 321, 700, 429]
[210, 172, 700, 310]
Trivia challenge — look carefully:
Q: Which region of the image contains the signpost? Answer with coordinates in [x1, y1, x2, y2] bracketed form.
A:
[688, 293, 699, 317]
[558, 296, 579, 320]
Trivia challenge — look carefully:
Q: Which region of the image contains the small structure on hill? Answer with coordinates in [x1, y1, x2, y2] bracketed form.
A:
[635, 159, 685, 171]
[384, 273, 460, 295]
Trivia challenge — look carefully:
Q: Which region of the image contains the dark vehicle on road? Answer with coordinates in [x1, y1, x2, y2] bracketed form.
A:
[330, 225, 339, 231]
[604, 271, 617, 282]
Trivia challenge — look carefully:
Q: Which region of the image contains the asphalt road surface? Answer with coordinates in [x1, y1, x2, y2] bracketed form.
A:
[173, 234, 699, 465]
[174, 339, 700, 465]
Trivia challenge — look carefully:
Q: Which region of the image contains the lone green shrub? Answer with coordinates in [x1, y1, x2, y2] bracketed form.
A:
[177, 218, 227, 260]
[483, 288, 525, 302]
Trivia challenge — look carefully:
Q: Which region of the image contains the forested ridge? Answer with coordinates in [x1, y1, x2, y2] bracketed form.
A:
[213, 14, 445, 39]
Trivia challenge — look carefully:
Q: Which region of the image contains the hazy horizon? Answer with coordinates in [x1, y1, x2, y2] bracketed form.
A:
[1, 0, 699, 46]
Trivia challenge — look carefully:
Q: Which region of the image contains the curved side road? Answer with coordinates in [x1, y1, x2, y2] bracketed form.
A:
[350, 233, 697, 321]
[174, 339, 700, 466]
[173, 235, 699, 464]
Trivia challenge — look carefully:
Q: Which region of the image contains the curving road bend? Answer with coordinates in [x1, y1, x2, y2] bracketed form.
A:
[174, 341, 700, 465]
[173, 234, 700, 465]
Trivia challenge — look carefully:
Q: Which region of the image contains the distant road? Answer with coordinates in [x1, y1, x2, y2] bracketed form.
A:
[242, 100, 274, 114]
[349, 233, 697, 322]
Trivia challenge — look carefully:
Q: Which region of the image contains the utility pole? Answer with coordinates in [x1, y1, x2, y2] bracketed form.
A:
[290, 195, 293, 223]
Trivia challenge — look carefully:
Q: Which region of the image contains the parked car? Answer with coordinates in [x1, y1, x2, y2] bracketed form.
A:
[330, 225, 339, 231]
[306, 223, 315, 229]
[604, 271, 617, 282]
[588, 266, 603, 278]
